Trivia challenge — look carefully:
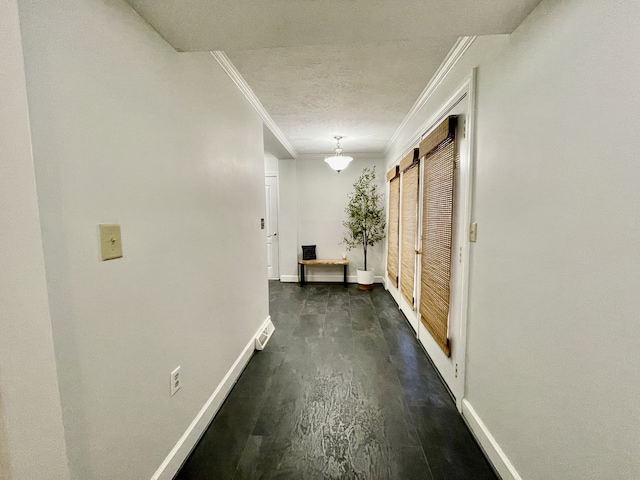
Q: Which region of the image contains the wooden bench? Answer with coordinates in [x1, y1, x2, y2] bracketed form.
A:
[298, 259, 349, 287]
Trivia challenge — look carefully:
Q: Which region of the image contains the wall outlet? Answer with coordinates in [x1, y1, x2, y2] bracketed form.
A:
[170, 366, 181, 396]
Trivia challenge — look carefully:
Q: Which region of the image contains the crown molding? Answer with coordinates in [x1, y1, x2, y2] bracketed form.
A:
[210, 51, 297, 159]
[384, 36, 476, 157]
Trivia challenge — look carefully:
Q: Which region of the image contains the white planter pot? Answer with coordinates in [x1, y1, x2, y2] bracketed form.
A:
[356, 269, 374, 290]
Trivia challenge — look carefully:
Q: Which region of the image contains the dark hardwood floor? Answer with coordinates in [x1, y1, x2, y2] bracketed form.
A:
[175, 282, 498, 479]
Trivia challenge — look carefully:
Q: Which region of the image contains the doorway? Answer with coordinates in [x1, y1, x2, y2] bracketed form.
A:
[389, 76, 475, 410]
[414, 80, 475, 409]
[265, 175, 279, 280]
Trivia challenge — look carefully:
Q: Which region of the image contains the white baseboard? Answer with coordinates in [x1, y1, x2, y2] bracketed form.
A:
[150, 316, 271, 480]
[278, 275, 384, 284]
[384, 278, 400, 304]
[462, 399, 522, 480]
[280, 275, 298, 283]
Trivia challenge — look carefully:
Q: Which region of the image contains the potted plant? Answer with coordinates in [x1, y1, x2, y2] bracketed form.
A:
[342, 167, 386, 290]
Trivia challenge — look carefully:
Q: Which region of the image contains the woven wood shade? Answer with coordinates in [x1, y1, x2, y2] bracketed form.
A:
[419, 116, 456, 158]
[419, 116, 457, 357]
[399, 148, 419, 172]
[386, 165, 399, 182]
[387, 175, 400, 287]
[400, 162, 419, 306]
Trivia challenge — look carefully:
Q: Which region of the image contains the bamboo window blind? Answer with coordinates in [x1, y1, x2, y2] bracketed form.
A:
[419, 116, 457, 357]
[386, 167, 400, 287]
[400, 159, 419, 306]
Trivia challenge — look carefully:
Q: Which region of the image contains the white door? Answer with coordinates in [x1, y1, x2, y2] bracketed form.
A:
[417, 92, 470, 406]
[265, 176, 279, 280]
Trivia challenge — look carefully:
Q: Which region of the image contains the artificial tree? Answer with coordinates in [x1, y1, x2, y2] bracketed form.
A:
[342, 167, 386, 287]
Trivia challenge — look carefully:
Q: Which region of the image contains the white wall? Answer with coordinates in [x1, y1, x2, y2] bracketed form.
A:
[296, 156, 386, 281]
[0, 2, 71, 479]
[277, 156, 386, 282]
[387, 0, 640, 478]
[277, 158, 299, 281]
[17, 0, 268, 479]
[264, 153, 279, 176]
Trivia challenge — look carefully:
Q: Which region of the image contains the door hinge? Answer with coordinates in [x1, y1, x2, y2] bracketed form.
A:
[455, 363, 459, 378]
[462, 119, 467, 138]
[459, 246, 462, 264]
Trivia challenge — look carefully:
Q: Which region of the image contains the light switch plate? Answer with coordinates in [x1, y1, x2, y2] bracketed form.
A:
[99, 224, 123, 261]
[469, 222, 478, 243]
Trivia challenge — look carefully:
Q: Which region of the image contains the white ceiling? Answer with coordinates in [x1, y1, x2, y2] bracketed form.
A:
[126, 0, 541, 157]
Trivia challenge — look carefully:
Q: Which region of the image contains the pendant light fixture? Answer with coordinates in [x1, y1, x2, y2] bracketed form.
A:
[324, 135, 353, 172]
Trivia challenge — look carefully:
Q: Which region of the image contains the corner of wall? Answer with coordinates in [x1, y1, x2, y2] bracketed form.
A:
[0, 1, 70, 478]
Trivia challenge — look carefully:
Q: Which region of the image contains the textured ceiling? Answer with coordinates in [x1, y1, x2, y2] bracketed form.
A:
[126, 0, 541, 51]
[226, 39, 458, 154]
[125, 0, 542, 156]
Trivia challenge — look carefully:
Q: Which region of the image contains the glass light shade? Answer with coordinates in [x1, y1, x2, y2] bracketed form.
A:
[324, 155, 353, 172]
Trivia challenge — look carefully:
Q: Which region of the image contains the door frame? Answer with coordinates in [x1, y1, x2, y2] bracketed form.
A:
[265, 174, 280, 280]
[413, 71, 477, 411]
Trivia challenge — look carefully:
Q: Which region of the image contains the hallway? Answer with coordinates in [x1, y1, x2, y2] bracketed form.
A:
[175, 282, 497, 479]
